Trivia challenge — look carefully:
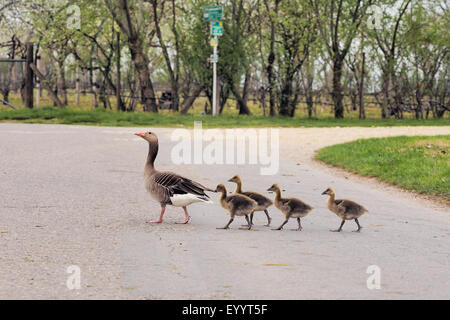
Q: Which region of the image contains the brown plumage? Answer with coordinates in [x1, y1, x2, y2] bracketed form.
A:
[215, 184, 257, 230]
[267, 184, 313, 231]
[135, 131, 213, 224]
[228, 174, 273, 226]
[321, 187, 368, 232]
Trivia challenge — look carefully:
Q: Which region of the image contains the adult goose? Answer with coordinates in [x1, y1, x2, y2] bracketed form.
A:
[135, 131, 213, 224]
[228, 174, 273, 226]
[321, 187, 368, 232]
[268, 184, 313, 231]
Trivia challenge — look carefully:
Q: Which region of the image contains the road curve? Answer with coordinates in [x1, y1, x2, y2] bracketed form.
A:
[0, 123, 448, 299]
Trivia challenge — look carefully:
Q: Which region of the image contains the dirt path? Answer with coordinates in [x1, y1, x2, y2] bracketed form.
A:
[0, 123, 448, 299]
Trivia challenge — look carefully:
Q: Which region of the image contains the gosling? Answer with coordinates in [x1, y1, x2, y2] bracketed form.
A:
[321, 187, 368, 232]
[215, 184, 257, 230]
[267, 184, 313, 231]
[228, 174, 273, 226]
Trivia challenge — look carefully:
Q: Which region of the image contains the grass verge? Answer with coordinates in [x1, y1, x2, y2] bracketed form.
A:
[1, 107, 449, 128]
[315, 135, 450, 202]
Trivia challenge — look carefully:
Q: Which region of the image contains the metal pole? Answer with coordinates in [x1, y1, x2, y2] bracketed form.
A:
[35, 55, 40, 108]
[212, 36, 217, 116]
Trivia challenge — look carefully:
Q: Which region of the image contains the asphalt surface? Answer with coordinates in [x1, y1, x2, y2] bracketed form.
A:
[0, 123, 449, 299]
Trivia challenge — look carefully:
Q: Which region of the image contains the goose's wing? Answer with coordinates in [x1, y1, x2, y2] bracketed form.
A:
[227, 194, 256, 211]
[277, 198, 293, 212]
[335, 199, 364, 214]
[242, 191, 273, 206]
[286, 198, 312, 213]
[153, 171, 212, 200]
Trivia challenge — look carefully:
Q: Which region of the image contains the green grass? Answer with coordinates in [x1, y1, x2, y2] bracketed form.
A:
[316, 135, 450, 201]
[1, 107, 449, 128]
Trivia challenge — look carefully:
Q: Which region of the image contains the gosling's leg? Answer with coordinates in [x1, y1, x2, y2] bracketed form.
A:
[331, 219, 345, 232]
[353, 218, 362, 232]
[217, 217, 234, 230]
[264, 209, 272, 227]
[295, 218, 303, 231]
[272, 219, 289, 231]
[242, 212, 254, 227]
[148, 205, 165, 224]
[175, 206, 191, 224]
[239, 215, 252, 230]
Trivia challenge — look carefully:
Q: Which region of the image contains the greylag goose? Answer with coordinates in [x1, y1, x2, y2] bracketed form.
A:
[267, 184, 313, 231]
[228, 174, 273, 226]
[135, 131, 213, 224]
[321, 187, 368, 232]
[215, 184, 257, 230]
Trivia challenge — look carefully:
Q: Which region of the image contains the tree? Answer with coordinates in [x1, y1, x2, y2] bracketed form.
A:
[105, 0, 158, 112]
[309, 0, 375, 118]
[276, 0, 317, 117]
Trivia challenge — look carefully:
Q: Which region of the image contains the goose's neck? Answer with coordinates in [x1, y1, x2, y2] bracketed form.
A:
[274, 188, 282, 202]
[327, 193, 336, 209]
[219, 188, 227, 201]
[145, 140, 159, 171]
[219, 188, 228, 207]
[234, 181, 243, 193]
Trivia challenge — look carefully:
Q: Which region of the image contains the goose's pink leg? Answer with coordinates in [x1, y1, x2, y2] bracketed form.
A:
[148, 206, 165, 223]
[176, 206, 191, 224]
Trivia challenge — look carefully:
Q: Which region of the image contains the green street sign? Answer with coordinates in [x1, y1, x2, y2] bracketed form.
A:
[210, 54, 218, 63]
[211, 21, 223, 36]
[203, 5, 223, 21]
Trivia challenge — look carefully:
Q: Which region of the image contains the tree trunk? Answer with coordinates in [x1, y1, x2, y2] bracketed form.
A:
[331, 57, 344, 118]
[129, 42, 158, 112]
[116, 31, 124, 111]
[231, 84, 251, 115]
[152, 0, 179, 112]
[108, 0, 158, 112]
[57, 60, 68, 106]
[279, 75, 293, 116]
[180, 85, 202, 114]
[359, 52, 366, 119]
[381, 71, 391, 118]
[239, 69, 251, 114]
[29, 63, 63, 107]
[266, 0, 280, 117]
[75, 65, 80, 107]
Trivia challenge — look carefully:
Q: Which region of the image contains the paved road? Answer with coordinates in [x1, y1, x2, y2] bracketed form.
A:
[0, 123, 449, 299]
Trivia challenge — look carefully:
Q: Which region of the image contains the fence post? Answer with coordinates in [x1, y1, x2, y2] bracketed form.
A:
[24, 42, 34, 108]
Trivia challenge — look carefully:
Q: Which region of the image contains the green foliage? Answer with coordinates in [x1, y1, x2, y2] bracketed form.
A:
[1, 106, 449, 128]
[316, 135, 450, 200]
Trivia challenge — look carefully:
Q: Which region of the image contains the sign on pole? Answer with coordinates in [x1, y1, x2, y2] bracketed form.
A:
[210, 54, 218, 63]
[203, 5, 223, 21]
[204, 6, 223, 117]
[211, 21, 223, 36]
